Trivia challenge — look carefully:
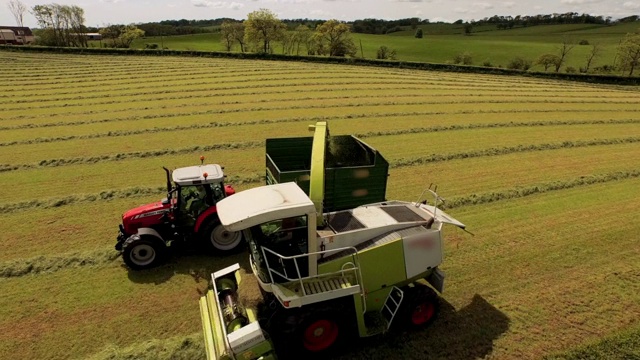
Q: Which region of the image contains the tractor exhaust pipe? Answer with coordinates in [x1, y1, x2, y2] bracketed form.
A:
[162, 167, 172, 199]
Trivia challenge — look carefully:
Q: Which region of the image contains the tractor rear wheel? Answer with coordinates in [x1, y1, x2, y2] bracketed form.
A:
[200, 219, 243, 253]
[402, 283, 439, 328]
[122, 235, 167, 270]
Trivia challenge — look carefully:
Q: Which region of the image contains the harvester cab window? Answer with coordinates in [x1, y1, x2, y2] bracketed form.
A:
[251, 216, 309, 282]
[259, 216, 308, 250]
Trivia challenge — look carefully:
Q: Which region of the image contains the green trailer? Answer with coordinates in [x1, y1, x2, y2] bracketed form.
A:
[265, 131, 389, 213]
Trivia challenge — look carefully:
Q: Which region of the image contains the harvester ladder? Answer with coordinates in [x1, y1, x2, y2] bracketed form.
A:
[381, 286, 404, 330]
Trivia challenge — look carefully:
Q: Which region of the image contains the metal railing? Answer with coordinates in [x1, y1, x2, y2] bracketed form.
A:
[261, 246, 364, 297]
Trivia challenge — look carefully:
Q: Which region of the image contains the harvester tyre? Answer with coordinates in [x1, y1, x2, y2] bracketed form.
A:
[122, 235, 167, 270]
[274, 310, 347, 358]
[402, 283, 439, 329]
[200, 219, 243, 253]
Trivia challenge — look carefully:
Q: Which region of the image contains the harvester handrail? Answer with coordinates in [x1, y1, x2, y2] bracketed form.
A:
[261, 246, 362, 297]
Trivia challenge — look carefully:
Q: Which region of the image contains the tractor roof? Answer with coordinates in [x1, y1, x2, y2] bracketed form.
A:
[217, 182, 315, 232]
[172, 164, 224, 185]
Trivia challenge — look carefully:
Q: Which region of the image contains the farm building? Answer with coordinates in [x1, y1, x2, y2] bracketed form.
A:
[0, 26, 34, 44]
[70, 32, 103, 40]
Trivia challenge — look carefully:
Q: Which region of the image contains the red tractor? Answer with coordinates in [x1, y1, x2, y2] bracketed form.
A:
[115, 159, 243, 270]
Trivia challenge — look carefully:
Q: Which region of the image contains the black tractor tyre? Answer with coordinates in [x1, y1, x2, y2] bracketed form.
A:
[399, 283, 440, 330]
[199, 218, 243, 254]
[122, 235, 167, 270]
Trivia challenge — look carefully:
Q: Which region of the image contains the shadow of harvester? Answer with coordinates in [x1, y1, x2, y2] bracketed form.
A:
[336, 294, 510, 360]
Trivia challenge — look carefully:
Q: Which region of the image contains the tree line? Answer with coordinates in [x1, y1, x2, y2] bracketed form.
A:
[220, 9, 357, 57]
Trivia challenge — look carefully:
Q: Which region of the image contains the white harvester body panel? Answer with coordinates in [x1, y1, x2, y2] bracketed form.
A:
[218, 182, 316, 232]
[402, 228, 443, 279]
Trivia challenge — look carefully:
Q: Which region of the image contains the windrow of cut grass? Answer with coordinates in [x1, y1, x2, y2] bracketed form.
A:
[3, 89, 635, 125]
[2, 119, 639, 174]
[2, 164, 638, 266]
[1, 124, 639, 203]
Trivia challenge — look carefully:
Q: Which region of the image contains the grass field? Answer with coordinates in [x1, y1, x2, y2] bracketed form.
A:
[0, 50, 639, 360]
[128, 22, 640, 72]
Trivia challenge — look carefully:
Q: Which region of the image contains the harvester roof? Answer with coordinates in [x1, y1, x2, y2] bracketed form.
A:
[217, 182, 315, 232]
[172, 164, 224, 185]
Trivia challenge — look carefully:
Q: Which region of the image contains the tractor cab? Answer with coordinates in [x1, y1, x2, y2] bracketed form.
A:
[169, 164, 230, 226]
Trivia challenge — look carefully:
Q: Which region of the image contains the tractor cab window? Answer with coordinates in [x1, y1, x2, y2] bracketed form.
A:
[249, 215, 309, 282]
[210, 182, 225, 202]
[178, 185, 212, 221]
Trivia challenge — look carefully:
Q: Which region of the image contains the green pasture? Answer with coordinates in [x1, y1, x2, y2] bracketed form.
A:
[0, 50, 638, 360]
[125, 22, 640, 72]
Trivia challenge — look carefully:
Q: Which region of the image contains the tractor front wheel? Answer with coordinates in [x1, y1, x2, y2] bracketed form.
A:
[122, 235, 167, 270]
[200, 220, 243, 253]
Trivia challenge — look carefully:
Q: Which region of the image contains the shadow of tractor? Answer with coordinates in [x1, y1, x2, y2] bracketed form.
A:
[336, 294, 510, 360]
[123, 244, 251, 287]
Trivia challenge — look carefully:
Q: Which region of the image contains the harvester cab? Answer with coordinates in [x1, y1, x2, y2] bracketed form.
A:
[115, 159, 243, 270]
[199, 122, 466, 360]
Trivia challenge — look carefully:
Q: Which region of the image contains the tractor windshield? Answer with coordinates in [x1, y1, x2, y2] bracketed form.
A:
[247, 215, 309, 283]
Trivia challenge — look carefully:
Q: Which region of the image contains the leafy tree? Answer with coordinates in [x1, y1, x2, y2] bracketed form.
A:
[313, 19, 356, 57]
[231, 22, 245, 52]
[535, 54, 561, 71]
[32, 4, 87, 47]
[507, 57, 532, 71]
[220, 20, 235, 51]
[294, 25, 312, 55]
[220, 21, 245, 52]
[463, 23, 473, 35]
[415, 28, 423, 38]
[453, 52, 473, 65]
[244, 8, 286, 54]
[376, 46, 397, 60]
[99, 24, 144, 48]
[8, 0, 27, 27]
[617, 33, 640, 76]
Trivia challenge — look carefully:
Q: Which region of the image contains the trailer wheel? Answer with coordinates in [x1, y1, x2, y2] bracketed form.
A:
[122, 235, 167, 270]
[402, 284, 439, 328]
[200, 219, 243, 253]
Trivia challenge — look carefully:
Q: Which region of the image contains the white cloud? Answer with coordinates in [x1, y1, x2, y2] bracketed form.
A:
[623, 1, 640, 10]
[191, 1, 245, 9]
[502, 1, 515, 8]
[560, 0, 603, 4]
[474, 2, 494, 10]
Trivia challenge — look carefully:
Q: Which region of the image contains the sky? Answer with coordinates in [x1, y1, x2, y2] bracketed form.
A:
[2, 0, 640, 28]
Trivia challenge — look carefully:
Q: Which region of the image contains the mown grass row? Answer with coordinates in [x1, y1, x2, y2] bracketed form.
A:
[5, 144, 637, 262]
[4, 59, 599, 91]
[2, 124, 639, 202]
[6, 77, 620, 103]
[4, 107, 640, 148]
[1, 169, 637, 278]
[1, 123, 638, 173]
[5, 90, 633, 124]
[2, 79, 616, 107]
